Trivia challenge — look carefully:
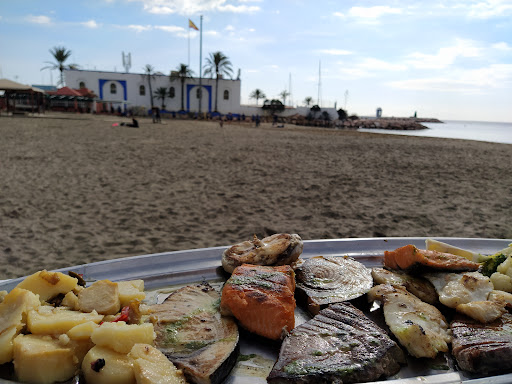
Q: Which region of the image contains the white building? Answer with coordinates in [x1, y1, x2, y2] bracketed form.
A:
[64, 69, 241, 114]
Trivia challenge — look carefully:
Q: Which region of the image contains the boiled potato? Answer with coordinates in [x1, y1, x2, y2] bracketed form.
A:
[13, 334, 78, 384]
[82, 345, 135, 384]
[15, 270, 78, 302]
[129, 343, 186, 384]
[61, 291, 79, 310]
[67, 321, 100, 341]
[0, 288, 41, 364]
[78, 280, 121, 315]
[27, 306, 103, 335]
[91, 321, 155, 354]
[0, 326, 18, 364]
[118, 280, 146, 307]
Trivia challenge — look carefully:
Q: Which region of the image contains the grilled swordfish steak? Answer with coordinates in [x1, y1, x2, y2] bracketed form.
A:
[295, 256, 373, 315]
[148, 282, 239, 384]
[267, 302, 406, 384]
[451, 313, 512, 374]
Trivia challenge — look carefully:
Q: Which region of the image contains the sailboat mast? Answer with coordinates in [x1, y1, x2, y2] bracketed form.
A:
[317, 61, 322, 107]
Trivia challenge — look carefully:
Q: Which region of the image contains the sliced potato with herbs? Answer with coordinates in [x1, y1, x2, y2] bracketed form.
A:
[78, 279, 121, 315]
[15, 270, 78, 302]
[27, 306, 103, 335]
[82, 345, 136, 384]
[13, 334, 78, 384]
[91, 321, 155, 354]
[129, 343, 187, 384]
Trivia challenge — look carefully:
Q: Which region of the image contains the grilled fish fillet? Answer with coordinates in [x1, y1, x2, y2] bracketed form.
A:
[267, 302, 405, 383]
[424, 271, 506, 323]
[220, 264, 295, 340]
[371, 267, 438, 304]
[221, 233, 303, 274]
[384, 244, 480, 273]
[368, 284, 450, 359]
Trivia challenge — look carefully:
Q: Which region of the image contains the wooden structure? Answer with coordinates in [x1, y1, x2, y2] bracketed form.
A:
[0, 78, 45, 115]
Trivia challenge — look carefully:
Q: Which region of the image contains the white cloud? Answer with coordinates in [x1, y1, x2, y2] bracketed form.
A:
[348, 5, 403, 20]
[26, 15, 52, 25]
[467, 0, 512, 18]
[388, 64, 512, 92]
[407, 38, 482, 69]
[140, 0, 260, 15]
[333, 11, 345, 18]
[81, 20, 99, 28]
[318, 49, 352, 56]
[155, 25, 185, 33]
[359, 58, 407, 71]
[127, 24, 153, 32]
[225, 25, 235, 31]
[492, 42, 512, 51]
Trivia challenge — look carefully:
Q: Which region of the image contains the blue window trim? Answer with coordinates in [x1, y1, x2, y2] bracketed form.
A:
[186, 84, 212, 112]
[99, 79, 127, 101]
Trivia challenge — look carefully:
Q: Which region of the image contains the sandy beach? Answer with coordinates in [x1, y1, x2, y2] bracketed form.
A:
[0, 113, 510, 280]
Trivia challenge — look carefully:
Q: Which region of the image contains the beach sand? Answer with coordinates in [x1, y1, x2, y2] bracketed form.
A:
[0, 113, 511, 279]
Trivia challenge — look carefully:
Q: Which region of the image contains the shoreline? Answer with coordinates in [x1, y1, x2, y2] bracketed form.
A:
[1, 114, 510, 279]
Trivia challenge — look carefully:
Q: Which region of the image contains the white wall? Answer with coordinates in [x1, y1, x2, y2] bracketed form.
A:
[64, 69, 241, 114]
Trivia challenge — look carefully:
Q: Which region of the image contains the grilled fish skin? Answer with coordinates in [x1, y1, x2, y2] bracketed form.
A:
[295, 256, 373, 315]
[368, 284, 450, 359]
[451, 313, 512, 374]
[371, 267, 438, 304]
[148, 282, 239, 384]
[267, 302, 405, 384]
[221, 233, 303, 274]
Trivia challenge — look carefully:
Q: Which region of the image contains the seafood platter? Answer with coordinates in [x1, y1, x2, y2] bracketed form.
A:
[1, 236, 512, 384]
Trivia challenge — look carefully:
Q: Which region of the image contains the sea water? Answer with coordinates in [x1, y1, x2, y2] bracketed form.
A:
[358, 120, 512, 145]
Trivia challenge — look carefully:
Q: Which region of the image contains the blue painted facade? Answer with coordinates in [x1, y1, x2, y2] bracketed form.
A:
[186, 84, 212, 112]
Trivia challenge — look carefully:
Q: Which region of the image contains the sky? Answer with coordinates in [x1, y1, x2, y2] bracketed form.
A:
[0, 0, 511, 122]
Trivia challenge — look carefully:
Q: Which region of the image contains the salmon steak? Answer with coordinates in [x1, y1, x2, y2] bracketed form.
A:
[384, 244, 480, 273]
[220, 264, 295, 340]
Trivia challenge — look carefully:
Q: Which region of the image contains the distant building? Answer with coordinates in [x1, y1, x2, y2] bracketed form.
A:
[376, 107, 382, 118]
[64, 69, 241, 114]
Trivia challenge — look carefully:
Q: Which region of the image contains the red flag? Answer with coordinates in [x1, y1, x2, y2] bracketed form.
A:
[189, 19, 199, 31]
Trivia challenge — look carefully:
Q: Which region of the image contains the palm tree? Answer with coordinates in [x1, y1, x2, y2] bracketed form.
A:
[170, 64, 194, 112]
[279, 90, 290, 106]
[155, 87, 168, 110]
[141, 64, 156, 109]
[304, 96, 313, 107]
[249, 89, 266, 106]
[41, 46, 78, 86]
[203, 51, 233, 112]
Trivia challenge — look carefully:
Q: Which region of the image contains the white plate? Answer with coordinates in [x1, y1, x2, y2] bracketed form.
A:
[1, 237, 511, 384]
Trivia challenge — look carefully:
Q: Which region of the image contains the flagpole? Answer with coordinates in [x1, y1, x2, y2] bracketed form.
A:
[198, 15, 203, 116]
[188, 23, 190, 69]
